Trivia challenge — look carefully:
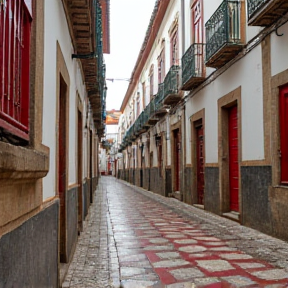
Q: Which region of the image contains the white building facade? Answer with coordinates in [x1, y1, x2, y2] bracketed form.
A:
[118, 0, 288, 241]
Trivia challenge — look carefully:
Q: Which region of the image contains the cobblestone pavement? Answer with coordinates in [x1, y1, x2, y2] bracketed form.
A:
[62, 176, 288, 288]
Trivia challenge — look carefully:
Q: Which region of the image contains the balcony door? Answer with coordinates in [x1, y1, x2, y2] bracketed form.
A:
[192, 0, 203, 44]
[192, 0, 204, 75]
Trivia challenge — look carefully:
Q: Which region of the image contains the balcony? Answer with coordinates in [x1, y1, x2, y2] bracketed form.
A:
[205, 0, 245, 69]
[154, 83, 169, 117]
[247, 0, 288, 26]
[181, 44, 206, 91]
[163, 66, 182, 105]
[147, 98, 159, 126]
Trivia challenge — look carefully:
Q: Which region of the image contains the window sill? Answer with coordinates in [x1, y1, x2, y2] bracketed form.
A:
[0, 141, 49, 180]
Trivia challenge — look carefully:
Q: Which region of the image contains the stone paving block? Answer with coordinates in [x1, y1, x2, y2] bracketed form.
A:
[220, 253, 253, 260]
[178, 245, 207, 253]
[234, 262, 266, 269]
[221, 276, 256, 287]
[196, 260, 235, 272]
[170, 267, 204, 279]
[165, 234, 186, 239]
[149, 238, 169, 244]
[120, 280, 160, 288]
[174, 239, 198, 244]
[156, 252, 180, 259]
[152, 259, 190, 268]
[144, 245, 175, 251]
[193, 277, 221, 285]
[250, 269, 288, 280]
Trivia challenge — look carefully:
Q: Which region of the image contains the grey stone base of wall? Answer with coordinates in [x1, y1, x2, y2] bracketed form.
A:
[165, 168, 172, 197]
[150, 167, 165, 196]
[183, 167, 193, 204]
[83, 180, 89, 219]
[143, 168, 150, 190]
[0, 200, 59, 288]
[91, 176, 98, 203]
[204, 167, 220, 215]
[67, 187, 78, 263]
[129, 169, 134, 185]
[134, 168, 141, 187]
[241, 166, 273, 236]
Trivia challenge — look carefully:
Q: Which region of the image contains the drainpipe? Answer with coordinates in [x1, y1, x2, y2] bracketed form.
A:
[181, 0, 185, 55]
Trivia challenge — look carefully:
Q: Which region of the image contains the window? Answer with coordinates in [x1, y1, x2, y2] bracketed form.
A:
[279, 85, 288, 184]
[0, 0, 32, 140]
[136, 93, 140, 118]
[158, 40, 165, 83]
[142, 81, 146, 109]
[192, 0, 203, 44]
[170, 29, 179, 66]
[149, 65, 154, 101]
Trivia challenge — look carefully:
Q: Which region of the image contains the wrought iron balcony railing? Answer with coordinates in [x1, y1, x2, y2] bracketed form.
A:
[205, 0, 244, 68]
[164, 65, 180, 97]
[155, 83, 165, 111]
[181, 43, 205, 90]
[247, 0, 288, 26]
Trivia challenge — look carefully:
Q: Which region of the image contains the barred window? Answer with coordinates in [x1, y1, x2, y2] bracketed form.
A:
[0, 0, 32, 140]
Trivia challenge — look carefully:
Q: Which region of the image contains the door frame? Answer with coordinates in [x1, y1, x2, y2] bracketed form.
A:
[218, 87, 242, 219]
[171, 121, 182, 195]
[56, 43, 70, 263]
[190, 109, 205, 206]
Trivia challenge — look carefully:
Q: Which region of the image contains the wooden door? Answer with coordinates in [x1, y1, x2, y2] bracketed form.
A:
[174, 129, 181, 191]
[279, 85, 288, 184]
[196, 126, 204, 204]
[77, 109, 83, 231]
[58, 76, 67, 262]
[228, 105, 239, 212]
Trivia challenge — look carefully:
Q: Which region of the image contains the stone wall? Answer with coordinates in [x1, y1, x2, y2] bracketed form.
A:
[67, 187, 78, 262]
[204, 167, 220, 214]
[0, 201, 59, 288]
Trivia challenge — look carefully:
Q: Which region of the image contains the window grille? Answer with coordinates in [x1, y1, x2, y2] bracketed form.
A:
[0, 0, 31, 140]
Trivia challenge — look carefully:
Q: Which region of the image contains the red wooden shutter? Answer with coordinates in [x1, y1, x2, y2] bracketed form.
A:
[279, 85, 288, 184]
[0, 0, 31, 140]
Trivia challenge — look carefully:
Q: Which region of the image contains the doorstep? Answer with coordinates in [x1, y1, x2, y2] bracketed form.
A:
[193, 204, 204, 210]
[222, 211, 240, 222]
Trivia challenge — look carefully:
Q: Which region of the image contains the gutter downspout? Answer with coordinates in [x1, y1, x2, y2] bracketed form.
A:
[181, 0, 185, 55]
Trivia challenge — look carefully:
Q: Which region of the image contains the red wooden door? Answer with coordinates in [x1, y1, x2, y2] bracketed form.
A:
[228, 105, 239, 212]
[174, 129, 181, 191]
[280, 85, 288, 184]
[196, 126, 204, 204]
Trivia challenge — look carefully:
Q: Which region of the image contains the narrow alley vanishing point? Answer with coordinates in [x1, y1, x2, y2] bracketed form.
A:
[63, 177, 288, 288]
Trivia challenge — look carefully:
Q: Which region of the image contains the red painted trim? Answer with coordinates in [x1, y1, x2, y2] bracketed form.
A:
[0, 117, 29, 140]
[120, 0, 171, 112]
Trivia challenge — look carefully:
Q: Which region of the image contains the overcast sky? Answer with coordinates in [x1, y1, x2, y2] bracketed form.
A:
[104, 0, 156, 111]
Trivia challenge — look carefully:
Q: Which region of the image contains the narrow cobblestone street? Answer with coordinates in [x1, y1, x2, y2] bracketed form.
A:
[62, 177, 288, 288]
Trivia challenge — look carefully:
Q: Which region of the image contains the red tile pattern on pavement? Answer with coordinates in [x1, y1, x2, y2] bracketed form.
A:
[109, 184, 288, 288]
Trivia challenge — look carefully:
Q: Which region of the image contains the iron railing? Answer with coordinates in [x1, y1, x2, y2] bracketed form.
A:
[155, 83, 165, 111]
[164, 65, 181, 99]
[247, 0, 269, 20]
[181, 44, 205, 86]
[205, 0, 242, 62]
